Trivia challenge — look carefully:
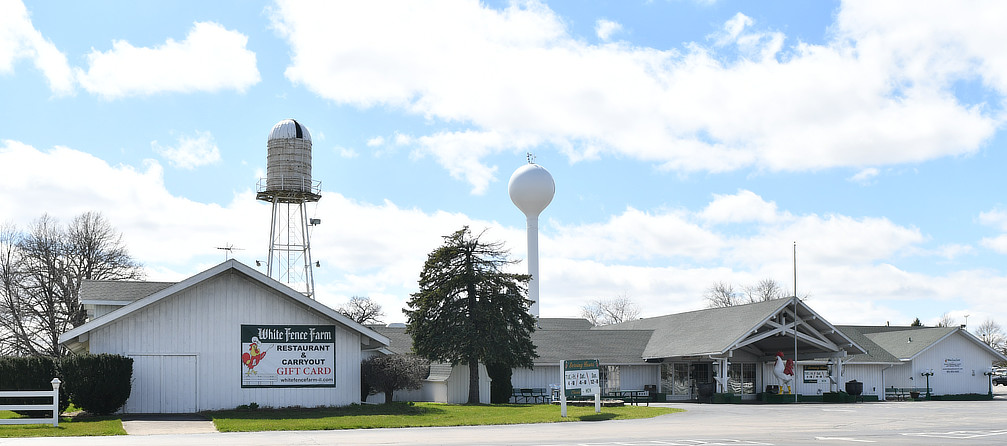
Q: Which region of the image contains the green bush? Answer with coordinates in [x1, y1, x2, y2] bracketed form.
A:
[486, 362, 513, 404]
[0, 356, 69, 416]
[60, 354, 133, 415]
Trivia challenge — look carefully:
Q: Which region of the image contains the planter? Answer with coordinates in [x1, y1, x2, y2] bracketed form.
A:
[910, 391, 920, 400]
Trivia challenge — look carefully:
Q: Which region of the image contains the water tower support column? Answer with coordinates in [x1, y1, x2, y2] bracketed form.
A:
[526, 214, 540, 318]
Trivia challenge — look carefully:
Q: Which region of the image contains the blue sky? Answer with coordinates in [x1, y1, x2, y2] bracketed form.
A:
[3, 0, 1007, 330]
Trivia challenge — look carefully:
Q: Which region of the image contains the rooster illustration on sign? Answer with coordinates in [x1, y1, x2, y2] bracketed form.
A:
[773, 351, 795, 394]
[242, 337, 268, 375]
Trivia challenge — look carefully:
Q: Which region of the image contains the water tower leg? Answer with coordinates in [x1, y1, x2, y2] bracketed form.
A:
[526, 215, 539, 318]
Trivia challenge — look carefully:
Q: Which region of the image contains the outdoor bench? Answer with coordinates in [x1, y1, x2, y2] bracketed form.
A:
[511, 387, 549, 403]
[885, 386, 931, 401]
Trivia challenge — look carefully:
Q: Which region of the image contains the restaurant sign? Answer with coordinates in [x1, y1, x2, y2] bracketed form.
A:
[241, 324, 336, 388]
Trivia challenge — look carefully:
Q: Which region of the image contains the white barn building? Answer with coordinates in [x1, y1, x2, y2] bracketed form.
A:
[59, 260, 389, 413]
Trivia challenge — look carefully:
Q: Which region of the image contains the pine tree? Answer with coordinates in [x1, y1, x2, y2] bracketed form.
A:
[405, 226, 537, 404]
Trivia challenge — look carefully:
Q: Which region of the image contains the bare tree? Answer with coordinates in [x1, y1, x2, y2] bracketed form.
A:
[705, 282, 741, 308]
[744, 279, 786, 303]
[0, 213, 142, 356]
[338, 295, 385, 325]
[975, 319, 1005, 350]
[581, 294, 641, 326]
[936, 312, 955, 328]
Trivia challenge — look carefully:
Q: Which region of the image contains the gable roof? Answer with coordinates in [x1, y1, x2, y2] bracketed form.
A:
[59, 260, 389, 348]
[537, 318, 594, 330]
[370, 326, 415, 355]
[530, 329, 653, 365]
[598, 298, 865, 360]
[833, 326, 902, 364]
[370, 319, 653, 366]
[851, 325, 1007, 362]
[80, 280, 175, 305]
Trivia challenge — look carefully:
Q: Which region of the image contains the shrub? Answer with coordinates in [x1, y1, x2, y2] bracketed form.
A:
[361, 355, 429, 403]
[60, 354, 133, 415]
[0, 356, 69, 416]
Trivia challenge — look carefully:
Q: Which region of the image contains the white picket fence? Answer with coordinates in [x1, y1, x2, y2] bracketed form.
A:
[0, 378, 61, 427]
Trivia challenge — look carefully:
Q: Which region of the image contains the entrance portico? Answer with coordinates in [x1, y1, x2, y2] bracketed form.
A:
[599, 298, 866, 400]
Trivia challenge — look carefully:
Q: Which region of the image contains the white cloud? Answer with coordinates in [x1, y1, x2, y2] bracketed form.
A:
[151, 131, 221, 169]
[4, 141, 1006, 326]
[336, 146, 359, 158]
[271, 0, 1002, 192]
[595, 19, 622, 41]
[0, 0, 74, 94]
[978, 207, 1007, 231]
[366, 136, 385, 147]
[75, 21, 260, 99]
[699, 189, 781, 224]
[981, 235, 1007, 254]
[711, 13, 751, 46]
[849, 167, 880, 185]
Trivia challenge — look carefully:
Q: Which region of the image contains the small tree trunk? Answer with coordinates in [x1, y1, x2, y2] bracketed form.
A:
[468, 359, 480, 404]
[384, 389, 393, 404]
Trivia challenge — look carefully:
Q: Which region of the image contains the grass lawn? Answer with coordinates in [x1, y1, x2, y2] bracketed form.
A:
[209, 402, 684, 432]
[0, 410, 126, 438]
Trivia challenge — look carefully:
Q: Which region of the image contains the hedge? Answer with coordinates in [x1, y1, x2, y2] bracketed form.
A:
[0, 354, 133, 416]
[0, 356, 69, 416]
[60, 354, 133, 415]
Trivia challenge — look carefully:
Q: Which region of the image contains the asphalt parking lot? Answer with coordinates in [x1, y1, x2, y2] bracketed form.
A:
[4, 386, 1006, 446]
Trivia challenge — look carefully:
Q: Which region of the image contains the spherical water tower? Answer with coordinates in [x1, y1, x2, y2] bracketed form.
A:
[508, 156, 555, 318]
[256, 119, 321, 298]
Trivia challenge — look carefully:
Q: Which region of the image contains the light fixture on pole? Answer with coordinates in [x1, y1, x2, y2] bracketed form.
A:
[921, 369, 934, 399]
[984, 369, 994, 398]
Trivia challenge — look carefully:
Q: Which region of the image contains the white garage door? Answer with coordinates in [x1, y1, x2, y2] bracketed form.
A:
[125, 355, 197, 413]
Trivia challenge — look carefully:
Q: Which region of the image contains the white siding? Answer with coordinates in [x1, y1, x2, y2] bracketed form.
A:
[512, 366, 560, 389]
[443, 363, 491, 404]
[125, 355, 196, 413]
[512, 364, 659, 393]
[89, 271, 363, 412]
[910, 331, 997, 395]
[617, 365, 660, 391]
[832, 364, 886, 399]
[364, 363, 491, 404]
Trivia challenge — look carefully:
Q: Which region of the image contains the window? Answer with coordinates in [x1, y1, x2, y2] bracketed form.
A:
[728, 363, 756, 394]
[600, 366, 620, 392]
[661, 363, 691, 395]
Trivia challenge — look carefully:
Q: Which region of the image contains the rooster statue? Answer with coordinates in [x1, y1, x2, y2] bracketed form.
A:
[772, 351, 795, 394]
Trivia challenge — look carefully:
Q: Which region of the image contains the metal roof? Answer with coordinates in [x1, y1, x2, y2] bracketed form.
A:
[268, 118, 311, 141]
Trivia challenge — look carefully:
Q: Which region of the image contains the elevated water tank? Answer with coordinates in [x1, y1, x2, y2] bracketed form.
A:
[266, 119, 313, 193]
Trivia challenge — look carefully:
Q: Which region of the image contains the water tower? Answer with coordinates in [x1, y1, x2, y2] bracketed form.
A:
[508, 155, 555, 318]
[256, 119, 321, 298]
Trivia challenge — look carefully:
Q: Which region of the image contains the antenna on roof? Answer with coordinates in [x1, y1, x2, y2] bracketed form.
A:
[216, 244, 244, 260]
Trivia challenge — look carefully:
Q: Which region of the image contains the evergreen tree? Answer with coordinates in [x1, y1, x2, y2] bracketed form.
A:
[405, 226, 537, 404]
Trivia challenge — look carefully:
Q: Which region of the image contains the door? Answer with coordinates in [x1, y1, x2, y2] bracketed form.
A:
[691, 363, 712, 400]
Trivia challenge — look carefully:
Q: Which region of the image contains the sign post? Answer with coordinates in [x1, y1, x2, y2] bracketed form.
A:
[561, 359, 600, 417]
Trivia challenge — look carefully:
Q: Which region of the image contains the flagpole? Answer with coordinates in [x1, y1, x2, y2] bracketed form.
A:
[793, 241, 798, 403]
